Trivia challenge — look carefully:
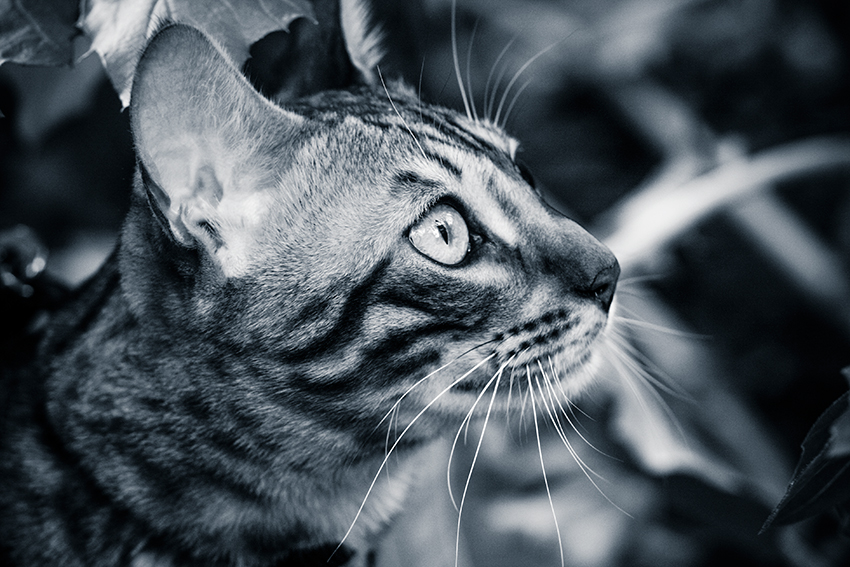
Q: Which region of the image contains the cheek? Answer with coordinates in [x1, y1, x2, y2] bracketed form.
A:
[378, 256, 526, 335]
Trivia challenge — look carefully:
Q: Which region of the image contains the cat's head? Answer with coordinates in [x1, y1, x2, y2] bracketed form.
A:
[126, 18, 617, 443]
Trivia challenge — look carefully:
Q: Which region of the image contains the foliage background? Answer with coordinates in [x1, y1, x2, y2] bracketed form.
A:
[1, 1, 850, 566]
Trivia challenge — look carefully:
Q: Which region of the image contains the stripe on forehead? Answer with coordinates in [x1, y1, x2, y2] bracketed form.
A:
[358, 102, 518, 173]
[408, 142, 522, 248]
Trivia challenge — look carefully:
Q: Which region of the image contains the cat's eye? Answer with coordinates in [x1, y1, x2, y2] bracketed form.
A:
[409, 203, 470, 265]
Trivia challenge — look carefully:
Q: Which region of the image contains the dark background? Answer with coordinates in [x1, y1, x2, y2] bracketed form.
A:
[2, 1, 850, 565]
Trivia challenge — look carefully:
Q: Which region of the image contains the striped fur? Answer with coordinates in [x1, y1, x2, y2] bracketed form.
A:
[0, 20, 618, 567]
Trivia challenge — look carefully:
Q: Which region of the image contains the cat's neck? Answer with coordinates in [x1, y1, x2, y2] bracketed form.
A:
[26, 197, 428, 564]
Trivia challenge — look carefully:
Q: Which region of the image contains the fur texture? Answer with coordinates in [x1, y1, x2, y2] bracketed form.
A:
[0, 15, 618, 567]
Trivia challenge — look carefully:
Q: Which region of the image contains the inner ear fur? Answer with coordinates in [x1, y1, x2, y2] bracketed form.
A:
[129, 24, 306, 269]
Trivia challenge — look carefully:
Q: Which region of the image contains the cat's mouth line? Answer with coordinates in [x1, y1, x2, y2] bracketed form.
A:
[492, 308, 573, 343]
[451, 329, 599, 394]
[495, 317, 606, 362]
[451, 347, 593, 394]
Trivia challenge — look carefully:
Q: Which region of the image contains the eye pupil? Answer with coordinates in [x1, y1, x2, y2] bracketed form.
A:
[436, 222, 449, 244]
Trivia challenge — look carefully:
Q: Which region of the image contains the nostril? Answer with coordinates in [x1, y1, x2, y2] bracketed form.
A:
[592, 281, 614, 310]
[577, 261, 619, 311]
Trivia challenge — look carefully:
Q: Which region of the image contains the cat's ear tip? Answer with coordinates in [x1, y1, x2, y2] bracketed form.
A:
[143, 21, 211, 50]
[131, 23, 226, 103]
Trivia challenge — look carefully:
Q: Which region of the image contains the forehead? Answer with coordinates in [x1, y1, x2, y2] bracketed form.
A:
[286, 85, 529, 223]
[291, 86, 519, 159]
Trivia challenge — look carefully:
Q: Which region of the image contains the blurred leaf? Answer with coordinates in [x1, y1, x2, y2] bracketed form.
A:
[609, 371, 748, 495]
[0, 0, 79, 66]
[763, 379, 850, 531]
[79, 0, 315, 106]
[601, 291, 790, 508]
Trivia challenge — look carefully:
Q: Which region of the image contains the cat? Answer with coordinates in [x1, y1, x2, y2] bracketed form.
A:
[0, 1, 619, 565]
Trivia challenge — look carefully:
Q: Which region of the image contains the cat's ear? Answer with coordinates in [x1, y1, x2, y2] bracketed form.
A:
[339, 0, 384, 85]
[130, 24, 305, 275]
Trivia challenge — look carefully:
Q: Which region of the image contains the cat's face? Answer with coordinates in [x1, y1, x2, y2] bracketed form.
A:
[129, 25, 617, 446]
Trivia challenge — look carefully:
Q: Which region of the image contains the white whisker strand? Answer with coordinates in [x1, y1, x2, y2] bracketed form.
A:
[517, 361, 533, 433]
[417, 58, 426, 123]
[451, 0, 473, 120]
[504, 364, 518, 429]
[604, 337, 693, 458]
[375, 352, 467, 431]
[377, 66, 427, 159]
[454, 367, 504, 567]
[446, 353, 518, 510]
[336, 352, 497, 555]
[383, 404, 396, 460]
[547, 357, 595, 423]
[499, 77, 533, 129]
[493, 39, 563, 126]
[533, 367, 631, 517]
[534, 371, 602, 482]
[465, 18, 481, 123]
[615, 273, 666, 289]
[606, 329, 693, 401]
[383, 404, 402, 478]
[540, 360, 607, 460]
[504, 370, 514, 417]
[483, 38, 516, 121]
[614, 308, 709, 340]
[527, 366, 566, 567]
[605, 335, 691, 444]
[545, 356, 596, 432]
[374, 338, 496, 433]
[448, 372, 496, 509]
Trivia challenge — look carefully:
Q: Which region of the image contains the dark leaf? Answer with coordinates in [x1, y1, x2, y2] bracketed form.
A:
[0, 0, 79, 66]
[763, 388, 850, 530]
[79, 0, 315, 106]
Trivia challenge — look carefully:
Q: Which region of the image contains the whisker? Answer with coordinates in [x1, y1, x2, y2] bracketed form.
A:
[615, 273, 666, 288]
[375, 338, 498, 433]
[466, 18, 481, 122]
[418, 58, 426, 124]
[527, 366, 565, 567]
[534, 371, 604, 482]
[454, 366, 503, 567]
[605, 330, 693, 401]
[447, 353, 517, 511]
[605, 335, 691, 444]
[493, 38, 563, 126]
[375, 354, 465, 432]
[377, 66, 427, 159]
[500, 77, 533, 128]
[533, 367, 631, 517]
[383, 403, 396, 461]
[540, 360, 609, 461]
[483, 38, 516, 122]
[546, 357, 594, 423]
[547, 358, 598, 426]
[517, 364, 532, 433]
[336, 353, 497, 554]
[613, 310, 709, 340]
[451, 0, 473, 120]
[504, 363, 517, 429]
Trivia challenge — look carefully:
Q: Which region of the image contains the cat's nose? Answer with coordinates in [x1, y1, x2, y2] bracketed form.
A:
[576, 260, 619, 312]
